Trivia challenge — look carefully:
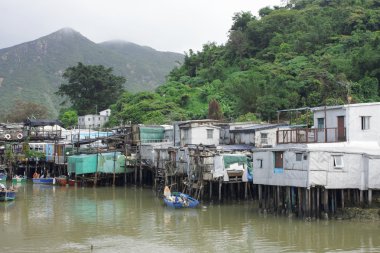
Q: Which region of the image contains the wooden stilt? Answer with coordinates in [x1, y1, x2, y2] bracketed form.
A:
[277, 186, 281, 213]
[323, 189, 328, 213]
[209, 181, 212, 200]
[311, 188, 315, 218]
[305, 188, 310, 218]
[360, 190, 364, 206]
[368, 189, 372, 207]
[219, 180, 222, 201]
[258, 185, 262, 209]
[316, 188, 320, 218]
[244, 182, 248, 200]
[298, 187, 302, 217]
[341, 189, 344, 209]
[347, 189, 351, 203]
[134, 164, 137, 185]
[286, 186, 291, 214]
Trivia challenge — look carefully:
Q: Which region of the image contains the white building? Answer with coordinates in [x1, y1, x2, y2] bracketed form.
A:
[78, 109, 111, 129]
[253, 102, 380, 196]
[178, 120, 220, 146]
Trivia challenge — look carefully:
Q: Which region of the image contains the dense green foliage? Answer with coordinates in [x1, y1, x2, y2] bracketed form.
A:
[58, 109, 78, 128]
[0, 28, 183, 120]
[110, 0, 380, 124]
[57, 63, 125, 115]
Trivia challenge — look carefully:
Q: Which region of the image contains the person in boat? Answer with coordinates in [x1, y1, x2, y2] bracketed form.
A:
[164, 186, 171, 198]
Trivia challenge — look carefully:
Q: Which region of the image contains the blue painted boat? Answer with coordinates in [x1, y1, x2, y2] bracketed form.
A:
[0, 190, 16, 201]
[163, 192, 199, 208]
[32, 178, 55, 184]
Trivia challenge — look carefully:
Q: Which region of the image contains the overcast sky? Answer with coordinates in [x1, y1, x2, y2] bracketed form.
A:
[0, 0, 284, 53]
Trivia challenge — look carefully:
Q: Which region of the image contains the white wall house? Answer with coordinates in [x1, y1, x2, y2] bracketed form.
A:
[254, 102, 380, 191]
[253, 142, 380, 190]
[78, 109, 111, 129]
[179, 120, 220, 146]
[312, 102, 380, 144]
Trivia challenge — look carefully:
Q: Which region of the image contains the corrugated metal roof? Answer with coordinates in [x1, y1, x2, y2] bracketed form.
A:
[229, 123, 288, 132]
[219, 144, 254, 151]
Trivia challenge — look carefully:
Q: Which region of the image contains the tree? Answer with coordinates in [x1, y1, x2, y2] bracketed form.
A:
[5, 100, 50, 122]
[56, 62, 126, 115]
[59, 109, 78, 128]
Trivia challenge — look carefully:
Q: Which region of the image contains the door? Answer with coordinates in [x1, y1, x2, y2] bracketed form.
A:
[337, 116, 346, 141]
[274, 152, 284, 168]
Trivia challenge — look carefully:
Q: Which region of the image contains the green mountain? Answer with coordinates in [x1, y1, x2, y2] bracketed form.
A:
[0, 28, 183, 119]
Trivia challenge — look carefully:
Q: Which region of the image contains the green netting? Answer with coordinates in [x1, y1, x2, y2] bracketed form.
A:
[140, 127, 164, 142]
[68, 152, 126, 174]
[223, 155, 248, 168]
[97, 152, 126, 173]
[68, 154, 97, 174]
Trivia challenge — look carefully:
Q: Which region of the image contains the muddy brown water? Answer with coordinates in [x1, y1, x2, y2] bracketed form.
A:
[0, 182, 379, 253]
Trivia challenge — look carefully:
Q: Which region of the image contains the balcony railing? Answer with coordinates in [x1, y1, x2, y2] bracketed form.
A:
[277, 127, 346, 144]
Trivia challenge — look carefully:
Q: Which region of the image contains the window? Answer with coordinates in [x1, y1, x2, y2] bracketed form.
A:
[296, 153, 302, 162]
[317, 118, 324, 129]
[183, 129, 189, 139]
[88, 118, 90, 121]
[257, 159, 263, 168]
[333, 155, 344, 169]
[261, 133, 268, 144]
[361, 116, 370, 130]
[207, 129, 214, 139]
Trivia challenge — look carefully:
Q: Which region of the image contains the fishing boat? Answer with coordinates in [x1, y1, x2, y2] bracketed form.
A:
[0, 183, 16, 201]
[163, 186, 199, 208]
[12, 175, 27, 183]
[32, 177, 55, 184]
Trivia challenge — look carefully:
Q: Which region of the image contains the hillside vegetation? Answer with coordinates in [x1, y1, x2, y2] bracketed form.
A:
[110, 0, 380, 125]
[0, 28, 183, 120]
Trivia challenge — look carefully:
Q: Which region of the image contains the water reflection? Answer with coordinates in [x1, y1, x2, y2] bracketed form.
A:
[0, 183, 379, 253]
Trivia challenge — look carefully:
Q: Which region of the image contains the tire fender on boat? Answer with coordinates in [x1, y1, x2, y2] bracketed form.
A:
[4, 134, 11, 140]
[16, 133, 23, 139]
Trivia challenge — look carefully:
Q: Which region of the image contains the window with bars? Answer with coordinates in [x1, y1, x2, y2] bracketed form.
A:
[261, 133, 268, 144]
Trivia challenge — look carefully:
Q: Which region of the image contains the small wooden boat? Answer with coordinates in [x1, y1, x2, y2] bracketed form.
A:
[55, 176, 68, 186]
[0, 184, 16, 201]
[32, 177, 55, 184]
[68, 179, 81, 187]
[163, 191, 199, 208]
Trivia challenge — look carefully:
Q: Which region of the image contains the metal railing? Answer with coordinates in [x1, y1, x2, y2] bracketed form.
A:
[277, 127, 346, 144]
